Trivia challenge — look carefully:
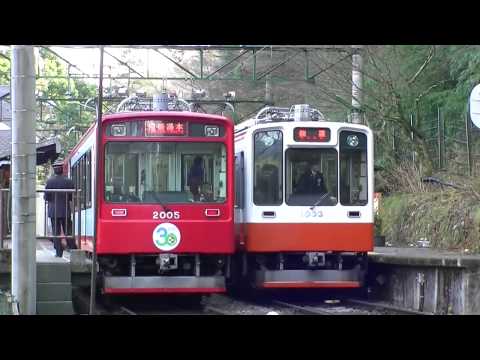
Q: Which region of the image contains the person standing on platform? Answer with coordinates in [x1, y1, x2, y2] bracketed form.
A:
[44, 158, 77, 257]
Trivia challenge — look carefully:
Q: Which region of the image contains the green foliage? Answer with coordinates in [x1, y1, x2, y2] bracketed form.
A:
[36, 49, 97, 157]
[364, 45, 480, 177]
[0, 49, 10, 85]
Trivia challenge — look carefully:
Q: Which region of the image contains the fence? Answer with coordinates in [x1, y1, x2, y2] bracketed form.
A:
[0, 188, 82, 249]
[376, 107, 480, 176]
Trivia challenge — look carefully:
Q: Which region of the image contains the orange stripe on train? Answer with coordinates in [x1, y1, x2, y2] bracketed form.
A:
[243, 223, 373, 252]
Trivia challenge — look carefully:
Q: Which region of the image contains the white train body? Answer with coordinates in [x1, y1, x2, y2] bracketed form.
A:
[233, 105, 374, 289]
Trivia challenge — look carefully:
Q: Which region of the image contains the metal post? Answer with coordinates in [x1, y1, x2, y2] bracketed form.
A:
[199, 49, 203, 79]
[265, 48, 273, 106]
[437, 106, 441, 169]
[90, 46, 104, 315]
[304, 50, 309, 81]
[265, 74, 273, 106]
[351, 45, 363, 124]
[442, 109, 446, 170]
[77, 191, 81, 249]
[411, 114, 415, 163]
[11, 46, 36, 315]
[0, 191, 4, 249]
[252, 50, 256, 81]
[392, 126, 396, 157]
[465, 110, 473, 176]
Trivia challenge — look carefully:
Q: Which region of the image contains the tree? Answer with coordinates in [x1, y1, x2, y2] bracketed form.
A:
[36, 48, 98, 156]
[0, 49, 10, 84]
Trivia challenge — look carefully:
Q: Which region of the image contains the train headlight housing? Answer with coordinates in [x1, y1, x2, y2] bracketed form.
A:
[262, 135, 274, 146]
[205, 125, 219, 137]
[346, 135, 359, 147]
[111, 124, 126, 136]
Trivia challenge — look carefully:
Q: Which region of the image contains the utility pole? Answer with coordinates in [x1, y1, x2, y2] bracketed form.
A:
[89, 46, 104, 315]
[265, 74, 273, 105]
[351, 45, 363, 124]
[11, 46, 36, 315]
[265, 47, 273, 106]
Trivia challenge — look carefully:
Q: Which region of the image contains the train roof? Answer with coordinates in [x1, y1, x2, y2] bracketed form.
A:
[234, 105, 371, 134]
[235, 119, 372, 134]
[102, 111, 233, 123]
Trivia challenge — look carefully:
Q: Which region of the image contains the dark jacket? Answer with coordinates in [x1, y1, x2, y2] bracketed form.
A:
[44, 175, 75, 218]
[296, 170, 327, 194]
[187, 164, 204, 187]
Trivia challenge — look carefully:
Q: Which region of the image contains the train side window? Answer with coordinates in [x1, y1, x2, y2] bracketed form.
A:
[339, 131, 368, 206]
[71, 163, 78, 211]
[235, 152, 244, 208]
[85, 151, 92, 209]
[254, 130, 283, 205]
[81, 155, 86, 210]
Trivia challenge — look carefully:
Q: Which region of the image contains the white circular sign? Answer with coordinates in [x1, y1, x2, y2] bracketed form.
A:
[469, 84, 480, 129]
[153, 223, 181, 251]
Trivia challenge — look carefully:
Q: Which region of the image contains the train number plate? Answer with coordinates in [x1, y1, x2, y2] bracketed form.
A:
[303, 209, 323, 218]
[153, 211, 180, 220]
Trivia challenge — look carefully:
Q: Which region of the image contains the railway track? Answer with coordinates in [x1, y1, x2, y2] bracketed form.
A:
[75, 287, 431, 315]
[343, 299, 433, 315]
[271, 300, 340, 315]
[271, 298, 433, 315]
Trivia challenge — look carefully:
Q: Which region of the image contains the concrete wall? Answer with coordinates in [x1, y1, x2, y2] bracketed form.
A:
[369, 260, 480, 314]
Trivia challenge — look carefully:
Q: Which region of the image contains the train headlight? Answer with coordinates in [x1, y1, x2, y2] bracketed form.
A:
[262, 135, 274, 146]
[346, 135, 359, 147]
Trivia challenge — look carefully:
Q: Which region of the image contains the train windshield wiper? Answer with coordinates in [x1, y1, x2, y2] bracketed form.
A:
[158, 201, 171, 213]
[151, 193, 171, 213]
[310, 192, 329, 211]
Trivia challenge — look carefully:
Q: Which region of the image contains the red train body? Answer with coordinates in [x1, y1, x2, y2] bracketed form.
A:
[66, 111, 235, 294]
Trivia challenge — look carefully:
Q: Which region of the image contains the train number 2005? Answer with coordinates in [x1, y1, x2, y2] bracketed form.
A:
[152, 211, 181, 220]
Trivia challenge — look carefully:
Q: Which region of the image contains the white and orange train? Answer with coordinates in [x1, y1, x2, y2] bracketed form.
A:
[232, 105, 374, 289]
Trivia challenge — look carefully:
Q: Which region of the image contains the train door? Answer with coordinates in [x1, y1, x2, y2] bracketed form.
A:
[234, 152, 245, 245]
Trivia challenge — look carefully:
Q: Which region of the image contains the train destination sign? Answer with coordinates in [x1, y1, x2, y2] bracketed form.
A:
[294, 127, 330, 142]
[145, 120, 186, 136]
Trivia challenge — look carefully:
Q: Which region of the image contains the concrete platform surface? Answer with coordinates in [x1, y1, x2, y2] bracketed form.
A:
[370, 246, 480, 268]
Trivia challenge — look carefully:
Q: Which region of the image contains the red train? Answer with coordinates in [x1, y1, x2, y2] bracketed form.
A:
[66, 103, 234, 294]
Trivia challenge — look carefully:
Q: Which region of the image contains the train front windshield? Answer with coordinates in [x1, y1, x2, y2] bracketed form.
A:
[105, 142, 227, 204]
[253, 129, 369, 207]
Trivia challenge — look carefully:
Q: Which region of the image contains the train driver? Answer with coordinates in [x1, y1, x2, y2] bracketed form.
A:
[296, 164, 327, 195]
[187, 156, 204, 201]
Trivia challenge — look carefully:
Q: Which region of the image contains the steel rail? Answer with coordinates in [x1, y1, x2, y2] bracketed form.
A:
[271, 300, 336, 315]
[343, 299, 434, 315]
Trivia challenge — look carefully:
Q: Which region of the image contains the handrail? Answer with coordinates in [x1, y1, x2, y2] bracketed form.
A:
[0, 188, 82, 249]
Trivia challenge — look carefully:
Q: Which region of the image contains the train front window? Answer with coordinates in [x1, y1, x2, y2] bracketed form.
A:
[105, 142, 227, 204]
[286, 148, 338, 206]
[254, 130, 283, 205]
[340, 131, 368, 206]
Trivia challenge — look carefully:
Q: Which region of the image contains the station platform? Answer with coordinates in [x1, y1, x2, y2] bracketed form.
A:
[367, 246, 480, 314]
[370, 246, 480, 268]
[0, 240, 91, 315]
